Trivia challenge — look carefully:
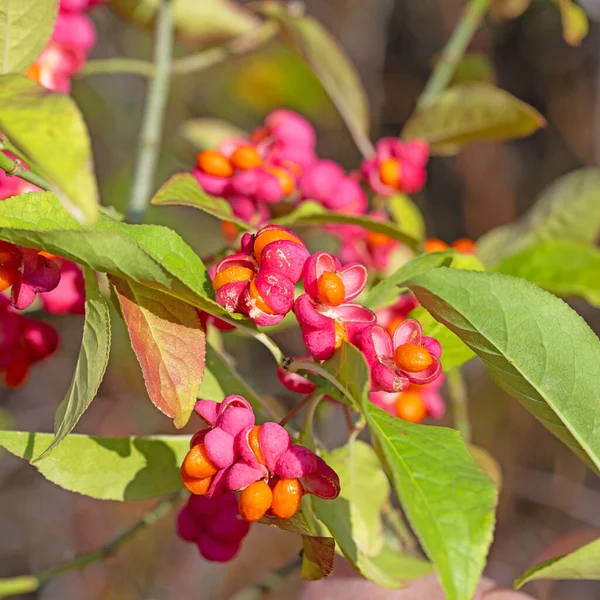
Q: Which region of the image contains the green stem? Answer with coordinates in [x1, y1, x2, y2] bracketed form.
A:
[0, 149, 52, 192]
[127, 0, 174, 224]
[78, 58, 156, 78]
[0, 492, 184, 599]
[298, 392, 324, 450]
[416, 0, 490, 109]
[447, 368, 472, 442]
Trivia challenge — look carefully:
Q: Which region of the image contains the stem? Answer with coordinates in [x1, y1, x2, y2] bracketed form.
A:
[79, 22, 277, 80]
[447, 368, 472, 442]
[127, 0, 174, 224]
[416, 0, 490, 109]
[0, 150, 52, 192]
[299, 392, 324, 450]
[279, 391, 321, 428]
[0, 492, 183, 599]
[383, 502, 418, 553]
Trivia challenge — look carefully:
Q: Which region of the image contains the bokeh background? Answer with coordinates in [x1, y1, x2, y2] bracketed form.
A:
[2, 0, 600, 598]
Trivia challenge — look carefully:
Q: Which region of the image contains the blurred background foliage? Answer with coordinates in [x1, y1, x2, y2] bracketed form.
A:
[2, 0, 600, 598]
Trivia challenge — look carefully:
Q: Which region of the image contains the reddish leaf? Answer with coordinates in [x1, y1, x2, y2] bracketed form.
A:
[302, 535, 336, 580]
[113, 277, 206, 428]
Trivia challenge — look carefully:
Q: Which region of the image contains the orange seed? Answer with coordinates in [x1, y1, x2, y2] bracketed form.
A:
[249, 278, 276, 314]
[367, 231, 393, 247]
[270, 478, 302, 519]
[212, 265, 254, 292]
[424, 238, 449, 253]
[265, 166, 295, 196]
[395, 391, 427, 423]
[0, 266, 16, 292]
[394, 343, 433, 373]
[238, 480, 273, 522]
[181, 443, 218, 480]
[248, 425, 266, 466]
[230, 146, 262, 170]
[197, 150, 234, 178]
[180, 466, 213, 495]
[379, 158, 401, 188]
[317, 271, 345, 306]
[253, 228, 302, 264]
[451, 238, 476, 254]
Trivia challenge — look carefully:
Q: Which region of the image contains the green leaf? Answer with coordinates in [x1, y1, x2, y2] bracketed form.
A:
[272, 201, 421, 251]
[366, 403, 497, 600]
[178, 117, 247, 151]
[402, 83, 545, 155]
[255, 2, 369, 135]
[0, 75, 99, 223]
[387, 194, 425, 242]
[113, 278, 206, 429]
[515, 537, 600, 587]
[556, 0, 589, 46]
[449, 53, 495, 86]
[406, 268, 600, 472]
[409, 306, 476, 370]
[289, 341, 371, 412]
[0, 191, 238, 320]
[313, 441, 389, 558]
[34, 268, 111, 462]
[152, 173, 250, 231]
[477, 168, 600, 266]
[495, 241, 600, 307]
[0, 431, 189, 500]
[364, 251, 455, 311]
[200, 343, 285, 421]
[367, 543, 433, 583]
[110, 0, 258, 43]
[0, 0, 58, 74]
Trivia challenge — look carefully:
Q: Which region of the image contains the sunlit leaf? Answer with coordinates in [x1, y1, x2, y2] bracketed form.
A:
[152, 172, 249, 230]
[515, 536, 600, 587]
[113, 278, 206, 428]
[0, 431, 189, 500]
[556, 0, 589, 46]
[406, 268, 600, 473]
[490, 0, 532, 20]
[34, 268, 111, 462]
[366, 404, 497, 600]
[0, 0, 59, 74]
[0, 75, 99, 223]
[495, 240, 600, 307]
[402, 83, 545, 155]
[387, 194, 425, 242]
[477, 168, 600, 266]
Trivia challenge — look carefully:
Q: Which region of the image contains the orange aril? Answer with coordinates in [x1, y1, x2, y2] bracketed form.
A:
[379, 158, 401, 188]
[181, 443, 218, 480]
[221, 221, 238, 243]
[334, 322, 347, 349]
[270, 478, 302, 519]
[367, 230, 393, 247]
[265, 166, 295, 196]
[196, 150, 234, 178]
[0, 266, 16, 292]
[253, 228, 302, 264]
[230, 146, 262, 170]
[317, 271, 345, 306]
[248, 425, 266, 466]
[38, 251, 58, 260]
[212, 265, 254, 292]
[394, 343, 433, 373]
[238, 480, 273, 522]
[395, 391, 427, 423]
[451, 238, 476, 254]
[25, 63, 41, 83]
[385, 315, 406, 337]
[180, 466, 213, 495]
[251, 127, 270, 144]
[249, 279, 276, 314]
[424, 238, 449, 253]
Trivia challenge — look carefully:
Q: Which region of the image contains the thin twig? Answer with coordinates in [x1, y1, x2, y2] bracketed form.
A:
[127, 0, 174, 224]
[78, 58, 156, 78]
[0, 492, 185, 598]
[383, 502, 418, 553]
[416, 0, 491, 110]
[0, 149, 52, 192]
[279, 391, 321, 428]
[447, 368, 472, 442]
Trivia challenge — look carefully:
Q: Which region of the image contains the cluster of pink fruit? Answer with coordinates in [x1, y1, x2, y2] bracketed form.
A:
[177, 395, 340, 562]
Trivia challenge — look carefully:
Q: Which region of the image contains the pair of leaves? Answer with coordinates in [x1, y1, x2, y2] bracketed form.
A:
[403, 83, 545, 155]
[298, 341, 498, 599]
[477, 168, 600, 266]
